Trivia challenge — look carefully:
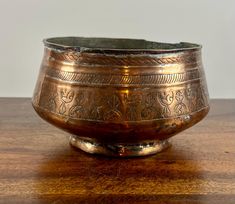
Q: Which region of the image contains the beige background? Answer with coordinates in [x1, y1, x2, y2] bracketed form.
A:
[0, 0, 234, 98]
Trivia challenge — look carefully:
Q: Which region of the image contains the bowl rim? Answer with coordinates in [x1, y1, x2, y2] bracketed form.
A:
[43, 36, 202, 53]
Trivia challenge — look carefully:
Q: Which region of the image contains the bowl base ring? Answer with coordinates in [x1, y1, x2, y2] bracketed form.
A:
[69, 135, 170, 157]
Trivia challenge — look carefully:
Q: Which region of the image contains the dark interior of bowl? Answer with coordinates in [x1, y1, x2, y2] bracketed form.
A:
[44, 37, 200, 51]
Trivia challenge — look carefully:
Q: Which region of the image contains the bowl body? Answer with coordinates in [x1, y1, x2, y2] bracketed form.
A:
[32, 37, 209, 156]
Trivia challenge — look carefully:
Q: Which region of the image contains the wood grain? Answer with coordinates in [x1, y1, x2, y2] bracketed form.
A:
[0, 98, 235, 204]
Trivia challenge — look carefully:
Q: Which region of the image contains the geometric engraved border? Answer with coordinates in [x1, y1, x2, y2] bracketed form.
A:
[46, 68, 201, 87]
[49, 50, 201, 66]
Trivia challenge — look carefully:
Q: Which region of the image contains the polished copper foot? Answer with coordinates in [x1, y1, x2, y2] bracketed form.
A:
[69, 135, 170, 157]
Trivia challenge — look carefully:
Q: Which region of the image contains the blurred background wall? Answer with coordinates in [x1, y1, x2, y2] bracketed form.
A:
[0, 0, 234, 98]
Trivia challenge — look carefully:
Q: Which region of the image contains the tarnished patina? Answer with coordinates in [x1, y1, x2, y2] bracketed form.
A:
[32, 37, 209, 157]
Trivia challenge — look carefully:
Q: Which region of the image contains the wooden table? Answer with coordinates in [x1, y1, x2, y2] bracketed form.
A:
[0, 98, 235, 204]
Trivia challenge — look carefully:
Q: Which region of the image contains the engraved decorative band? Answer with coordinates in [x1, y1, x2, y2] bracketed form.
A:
[38, 80, 209, 122]
[47, 49, 201, 66]
[46, 68, 202, 86]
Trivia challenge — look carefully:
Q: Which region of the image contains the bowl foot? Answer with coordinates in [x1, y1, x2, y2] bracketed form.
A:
[69, 135, 170, 157]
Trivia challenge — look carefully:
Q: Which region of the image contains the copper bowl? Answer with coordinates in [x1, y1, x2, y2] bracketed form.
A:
[32, 37, 209, 157]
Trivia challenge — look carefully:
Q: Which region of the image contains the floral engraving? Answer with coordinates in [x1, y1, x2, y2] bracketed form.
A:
[104, 95, 122, 121]
[59, 89, 74, 115]
[39, 81, 209, 122]
[158, 91, 174, 117]
[124, 93, 142, 121]
[141, 93, 159, 120]
[39, 84, 58, 112]
[69, 92, 86, 118]
[186, 87, 197, 112]
[174, 90, 187, 115]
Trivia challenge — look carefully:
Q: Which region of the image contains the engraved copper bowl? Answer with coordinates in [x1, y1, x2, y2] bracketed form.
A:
[32, 37, 209, 157]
